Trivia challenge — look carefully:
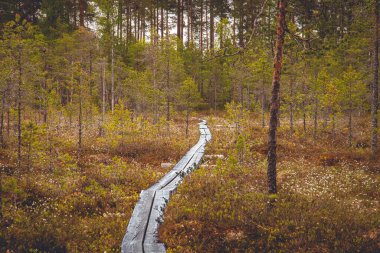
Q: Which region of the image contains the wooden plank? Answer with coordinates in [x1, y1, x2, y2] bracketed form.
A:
[122, 190, 156, 253]
[121, 120, 211, 253]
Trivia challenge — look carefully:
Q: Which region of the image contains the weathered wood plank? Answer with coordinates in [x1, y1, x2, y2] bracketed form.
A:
[121, 120, 211, 253]
[121, 190, 156, 253]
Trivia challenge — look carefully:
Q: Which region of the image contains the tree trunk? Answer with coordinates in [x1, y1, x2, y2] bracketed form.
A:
[233, 16, 236, 46]
[79, 0, 86, 27]
[189, 0, 193, 44]
[313, 98, 318, 140]
[200, 0, 203, 51]
[206, 3, 209, 49]
[89, 50, 93, 120]
[187, 8, 190, 46]
[290, 79, 294, 135]
[349, 84, 353, 147]
[78, 67, 83, 159]
[141, 7, 146, 42]
[262, 78, 265, 128]
[238, 15, 244, 47]
[313, 79, 318, 140]
[267, 0, 287, 195]
[161, 7, 164, 39]
[74, 0, 77, 27]
[177, 0, 181, 40]
[166, 52, 171, 123]
[200, 79, 204, 97]
[303, 82, 307, 133]
[0, 91, 5, 148]
[126, 6, 130, 45]
[0, 163, 2, 219]
[262, 94, 265, 128]
[43, 52, 48, 124]
[111, 45, 115, 114]
[102, 59, 106, 135]
[134, 13, 137, 41]
[332, 112, 336, 139]
[181, 0, 184, 42]
[166, 9, 169, 38]
[153, 48, 159, 124]
[138, 11, 141, 41]
[210, 0, 214, 50]
[118, 0, 123, 41]
[371, 0, 379, 154]
[166, 96, 170, 122]
[17, 49, 22, 170]
[6, 108, 10, 139]
[186, 108, 189, 138]
[214, 80, 217, 110]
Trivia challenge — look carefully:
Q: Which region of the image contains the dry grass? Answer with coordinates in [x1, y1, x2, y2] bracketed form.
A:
[160, 113, 380, 253]
[0, 115, 199, 252]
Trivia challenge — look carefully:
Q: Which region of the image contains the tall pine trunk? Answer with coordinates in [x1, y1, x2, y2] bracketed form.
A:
[267, 0, 287, 195]
[177, 0, 181, 40]
[206, 2, 209, 49]
[161, 7, 164, 39]
[210, 0, 214, 51]
[371, 0, 379, 154]
[200, 0, 203, 51]
[181, 0, 184, 42]
[79, 0, 86, 27]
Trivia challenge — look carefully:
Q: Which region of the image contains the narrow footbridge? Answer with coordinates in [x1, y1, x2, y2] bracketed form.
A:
[121, 120, 211, 253]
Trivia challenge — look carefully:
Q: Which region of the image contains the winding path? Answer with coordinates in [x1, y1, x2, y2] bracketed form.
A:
[121, 120, 211, 253]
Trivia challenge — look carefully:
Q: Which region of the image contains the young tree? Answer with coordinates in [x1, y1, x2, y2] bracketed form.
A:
[340, 67, 366, 146]
[2, 16, 43, 169]
[176, 77, 203, 137]
[157, 37, 185, 124]
[312, 69, 329, 139]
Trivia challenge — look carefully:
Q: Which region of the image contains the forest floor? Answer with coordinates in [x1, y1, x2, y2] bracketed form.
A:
[160, 115, 380, 253]
[1, 113, 379, 252]
[0, 115, 199, 252]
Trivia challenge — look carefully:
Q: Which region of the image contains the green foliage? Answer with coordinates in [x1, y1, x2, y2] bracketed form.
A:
[176, 77, 203, 111]
[225, 101, 249, 135]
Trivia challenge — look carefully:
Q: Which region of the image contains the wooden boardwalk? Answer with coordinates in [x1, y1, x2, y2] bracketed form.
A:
[121, 120, 211, 253]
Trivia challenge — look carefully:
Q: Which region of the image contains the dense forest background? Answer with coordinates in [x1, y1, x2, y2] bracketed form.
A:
[0, 0, 378, 150]
[0, 0, 379, 252]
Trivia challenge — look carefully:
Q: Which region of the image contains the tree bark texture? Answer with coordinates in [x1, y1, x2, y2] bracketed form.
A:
[267, 0, 287, 195]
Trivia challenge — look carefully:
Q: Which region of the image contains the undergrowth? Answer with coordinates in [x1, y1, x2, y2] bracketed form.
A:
[160, 114, 380, 253]
[0, 114, 199, 252]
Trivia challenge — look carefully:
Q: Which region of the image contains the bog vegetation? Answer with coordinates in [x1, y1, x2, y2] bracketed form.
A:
[0, 0, 379, 252]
